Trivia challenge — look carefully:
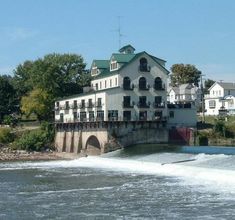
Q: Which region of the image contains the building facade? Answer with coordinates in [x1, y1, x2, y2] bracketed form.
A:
[204, 82, 235, 115]
[55, 45, 169, 123]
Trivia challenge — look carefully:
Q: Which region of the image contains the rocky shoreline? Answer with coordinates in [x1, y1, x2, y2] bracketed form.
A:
[0, 147, 78, 162]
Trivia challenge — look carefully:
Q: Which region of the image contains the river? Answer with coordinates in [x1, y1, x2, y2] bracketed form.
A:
[1, 145, 235, 219]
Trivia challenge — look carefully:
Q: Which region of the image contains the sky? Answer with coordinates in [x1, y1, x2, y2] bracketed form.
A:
[0, 0, 235, 81]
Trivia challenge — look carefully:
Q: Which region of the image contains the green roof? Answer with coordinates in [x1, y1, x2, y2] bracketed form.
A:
[111, 53, 136, 63]
[92, 60, 109, 69]
[119, 44, 135, 53]
[92, 51, 169, 80]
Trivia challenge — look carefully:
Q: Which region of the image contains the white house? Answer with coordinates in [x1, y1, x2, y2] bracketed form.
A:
[204, 82, 235, 115]
[168, 83, 201, 107]
[55, 45, 169, 122]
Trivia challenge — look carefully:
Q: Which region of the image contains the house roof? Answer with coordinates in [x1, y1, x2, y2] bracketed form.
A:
[93, 51, 169, 80]
[217, 82, 235, 90]
[119, 44, 135, 53]
[92, 60, 109, 69]
[111, 53, 136, 63]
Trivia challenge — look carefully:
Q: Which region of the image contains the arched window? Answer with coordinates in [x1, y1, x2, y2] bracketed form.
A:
[139, 77, 147, 90]
[139, 58, 148, 71]
[123, 77, 131, 90]
[154, 77, 163, 90]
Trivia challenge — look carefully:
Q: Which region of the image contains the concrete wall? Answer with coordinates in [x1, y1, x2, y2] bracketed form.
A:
[54, 121, 169, 155]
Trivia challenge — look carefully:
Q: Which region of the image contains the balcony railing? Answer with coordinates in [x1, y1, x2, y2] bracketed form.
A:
[139, 65, 151, 72]
[154, 84, 165, 91]
[123, 83, 134, 90]
[138, 84, 150, 91]
[137, 102, 150, 108]
[79, 103, 86, 109]
[86, 102, 94, 108]
[153, 102, 165, 108]
[123, 101, 134, 108]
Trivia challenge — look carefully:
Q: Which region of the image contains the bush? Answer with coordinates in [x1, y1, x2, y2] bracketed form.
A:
[198, 135, 208, 146]
[0, 128, 14, 144]
[3, 115, 18, 127]
[13, 129, 48, 151]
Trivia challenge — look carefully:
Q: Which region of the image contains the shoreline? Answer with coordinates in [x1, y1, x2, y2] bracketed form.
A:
[0, 148, 80, 162]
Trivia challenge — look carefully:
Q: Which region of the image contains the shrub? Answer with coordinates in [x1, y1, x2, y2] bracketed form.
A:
[198, 135, 208, 146]
[14, 129, 48, 151]
[3, 115, 18, 127]
[0, 128, 14, 144]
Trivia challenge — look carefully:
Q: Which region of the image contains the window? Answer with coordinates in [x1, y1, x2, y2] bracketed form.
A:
[169, 111, 174, 118]
[73, 112, 78, 121]
[138, 96, 148, 108]
[88, 99, 93, 108]
[65, 101, 69, 110]
[155, 111, 162, 119]
[80, 112, 86, 122]
[110, 61, 117, 70]
[123, 111, 131, 121]
[123, 76, 131, 90]
[139, 111, 147, 120]
[139, 58, 149, 71]
[100, 81, 102, 89]
[97, 110, 104, 121]
[139, 77, 147, 90]
[97, 98, 102, 107]
[56, 102, 59, 107]
[110, 79, 112, 87]
[73, 100, 77, 109]
[155, 96, 162, 104]
[89, 111, 94, 121]
[108, 110, 118, 121]
[105, 80, 107, 88]
[154, 77, 163, 90]
[81, 100, 85, 108]
[209, 100, 216, 108]
[123, 96, 131, 108]
[115, 77, 117, 86]
[95, 83, 98, 90]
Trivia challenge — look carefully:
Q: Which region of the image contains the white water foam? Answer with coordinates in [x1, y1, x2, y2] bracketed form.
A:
[1, 153, 235, 192]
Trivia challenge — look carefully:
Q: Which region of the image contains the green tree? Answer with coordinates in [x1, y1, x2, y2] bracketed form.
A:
[21, 88, 54, 122]
[204, 79, 215, 94]
[170, 64, 202, 86]
[14, 53, 88, 98]
[0, 75, 17, 123]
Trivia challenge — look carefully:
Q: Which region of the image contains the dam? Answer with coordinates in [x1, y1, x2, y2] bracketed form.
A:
[54, 120, 170, 155]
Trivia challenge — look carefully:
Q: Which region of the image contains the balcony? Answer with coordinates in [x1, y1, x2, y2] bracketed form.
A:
[138, 65, 151, 72]
[137, 102, 150, 108]
[96, 102, 103, 108]
[154, 84, 165, 91]
[153, 102, 165, 108]
[69, 104, 78, 110]
[79, 103, 86, 109]
[123, 83, 134, 90]
[86, 102, 94, 108]
[138, 84, 150, 91]
[123, 101, 134, 108]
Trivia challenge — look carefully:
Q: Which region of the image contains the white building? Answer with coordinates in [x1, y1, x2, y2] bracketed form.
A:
[168, 83, 201, 110]
[55, 45, 169, 122]
[204, 82, 235, 115]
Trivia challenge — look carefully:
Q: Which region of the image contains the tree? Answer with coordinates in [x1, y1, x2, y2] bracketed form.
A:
[0, 75, 17, 123]
[21, 88, 54, 122]
[170, 64, 201, 86]
[204, 79, 215, 94]
[13, 53, 88, 98]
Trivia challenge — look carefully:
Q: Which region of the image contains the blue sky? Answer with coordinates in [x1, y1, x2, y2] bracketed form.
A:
[0, 0, 235, 81]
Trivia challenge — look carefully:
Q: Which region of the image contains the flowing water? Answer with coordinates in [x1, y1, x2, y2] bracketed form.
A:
[1, 145, 235, 219]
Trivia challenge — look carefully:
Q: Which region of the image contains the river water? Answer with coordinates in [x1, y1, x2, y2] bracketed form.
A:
[1, 145, 235, 219]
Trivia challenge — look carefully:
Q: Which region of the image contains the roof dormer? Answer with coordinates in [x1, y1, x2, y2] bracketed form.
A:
[119, 44, 135, 54]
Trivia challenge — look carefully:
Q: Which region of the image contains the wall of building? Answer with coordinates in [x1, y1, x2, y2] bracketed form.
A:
[168, 108, 197, 127]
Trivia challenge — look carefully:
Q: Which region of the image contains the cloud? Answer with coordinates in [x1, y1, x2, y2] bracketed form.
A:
[0, 27, 39, 41]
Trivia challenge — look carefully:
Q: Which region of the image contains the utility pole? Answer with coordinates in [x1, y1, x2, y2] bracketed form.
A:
[200, 74, 205, 123]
